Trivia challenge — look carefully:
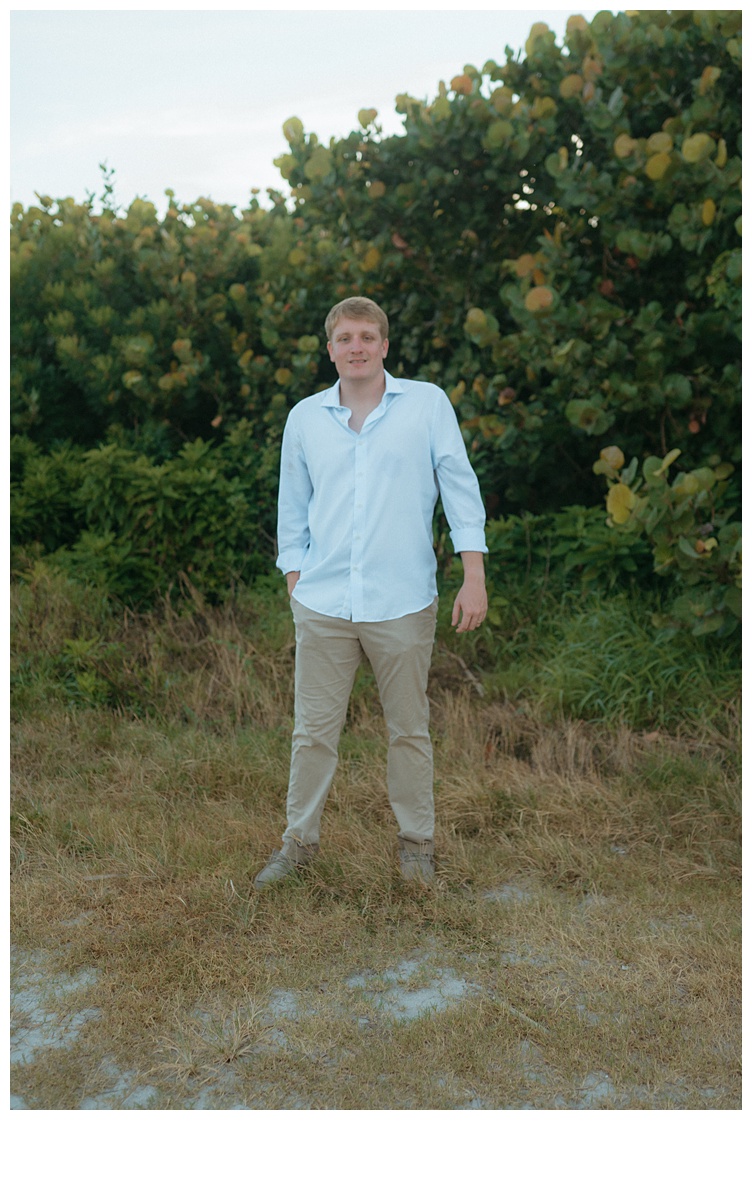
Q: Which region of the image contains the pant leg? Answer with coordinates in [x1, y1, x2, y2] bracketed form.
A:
[283, 598, 363, 846]
[357, 599, 438, 842]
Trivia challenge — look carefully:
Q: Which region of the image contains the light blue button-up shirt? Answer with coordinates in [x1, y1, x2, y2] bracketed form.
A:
[276, 370, 488, 622]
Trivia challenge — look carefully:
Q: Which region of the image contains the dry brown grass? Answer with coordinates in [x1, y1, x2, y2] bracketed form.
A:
[10, 577, 741, 1109]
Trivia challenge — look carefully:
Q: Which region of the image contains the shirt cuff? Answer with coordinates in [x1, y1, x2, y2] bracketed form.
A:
[449, 527, 488, 554]
[276, 551, 306, 574]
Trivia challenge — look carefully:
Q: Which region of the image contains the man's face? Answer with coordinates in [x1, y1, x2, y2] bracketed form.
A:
[327, 317, 388, 384]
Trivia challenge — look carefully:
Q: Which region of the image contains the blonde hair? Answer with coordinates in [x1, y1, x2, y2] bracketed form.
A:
[325, 296, 389, 342]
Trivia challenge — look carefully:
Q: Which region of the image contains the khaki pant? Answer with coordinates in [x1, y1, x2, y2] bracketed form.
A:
[283, 596, 439, 847]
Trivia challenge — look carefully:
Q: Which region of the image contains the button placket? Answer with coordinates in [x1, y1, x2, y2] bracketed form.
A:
[350, 435, 367, 620]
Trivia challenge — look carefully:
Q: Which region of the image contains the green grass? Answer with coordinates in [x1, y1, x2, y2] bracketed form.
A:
[10, 569, 741, 1109]
[435, 581, 740, 731]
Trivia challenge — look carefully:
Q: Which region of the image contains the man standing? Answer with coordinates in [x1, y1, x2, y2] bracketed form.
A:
[254, 296, 488, 890]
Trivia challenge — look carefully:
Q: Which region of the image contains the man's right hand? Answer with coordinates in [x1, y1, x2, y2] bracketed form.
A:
[286, 571, 301, 597]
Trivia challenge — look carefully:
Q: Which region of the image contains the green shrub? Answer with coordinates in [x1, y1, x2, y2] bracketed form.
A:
[9, 12, 742, 626]
[280, 9, 741, 512]
[436, 572, 739, 729]
[483, 504, 653, 599]
[12, 425, 280, 607]
[595, 445, 741, 636]
[10, 436, 87, 554]
[11, 12, 741, 513]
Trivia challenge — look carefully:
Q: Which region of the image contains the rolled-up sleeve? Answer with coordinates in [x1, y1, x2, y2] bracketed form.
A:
[275, 412, 313, 573]
[431, 391, 488, 554]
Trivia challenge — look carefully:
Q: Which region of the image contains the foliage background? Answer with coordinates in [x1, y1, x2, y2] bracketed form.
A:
[10, 10, 741, 639]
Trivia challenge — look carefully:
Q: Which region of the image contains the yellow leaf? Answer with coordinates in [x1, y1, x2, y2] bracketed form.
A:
[464, 308, 488, 335]
[559, 74, 584, 99]
[360, 246, 381, 271]
[600, 446, 625, 471]
[672, 474, 700, 497]
[304, 146, 333, 181]
[368, 180, 386, 199]
[701, 198, 716, 226]
[682, 133, 715, 163]
[513, 253, 538, 277]
[431, 95, 452, 121]
[275, 154, 297, 181]
[490, 87, 514, 114]
[699, 66, 721, 96]
[450, 74, 474, 95]
[566, 14, 589, 34]
[274, 367, 292, 386]
[654, 448, 681, 476]
[715, 138, 728, 168]
[645, 152, 671, 180]
[283, 117, 304, 144]
[531, 96, 557, 119]
[582, 55, 603, 82]
[210, 414, 223, 428]
[646, 132, 673, 154]
[614, 133, 638, 159]
[525, 286, 554, 312]
[606, 483, 636, 524]
[525, 22, 551, 57]
[485, 119, 513, 148]
[288, 248, 307, 266]
[228, 284, 246, 302]
[358, 108, 378, 127]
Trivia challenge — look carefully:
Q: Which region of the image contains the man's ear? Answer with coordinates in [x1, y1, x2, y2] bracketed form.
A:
[382, 339, 389, 358]
[327, 341, 334, 362]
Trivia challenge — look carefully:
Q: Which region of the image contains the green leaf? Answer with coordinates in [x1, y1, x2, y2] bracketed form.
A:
[620, 457, 639, 487]
[690, 467, 716, 492]
[724, 586, 742, 618]
[565, 400, 614, 436]
[677, 537, 702, 560]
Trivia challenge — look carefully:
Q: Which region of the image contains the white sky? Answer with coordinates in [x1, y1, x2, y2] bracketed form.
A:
[10, 2, 600, 216]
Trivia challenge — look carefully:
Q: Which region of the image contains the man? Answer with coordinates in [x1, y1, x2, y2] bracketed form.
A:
[254, 296, 488, 890]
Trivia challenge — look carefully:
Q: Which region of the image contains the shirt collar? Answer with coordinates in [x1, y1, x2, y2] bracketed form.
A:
[320, 370, 405, 408]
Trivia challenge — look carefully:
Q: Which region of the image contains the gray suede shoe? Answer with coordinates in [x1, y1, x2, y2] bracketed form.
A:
[253, 840, 319, 891]
[398, 836, 435, 884]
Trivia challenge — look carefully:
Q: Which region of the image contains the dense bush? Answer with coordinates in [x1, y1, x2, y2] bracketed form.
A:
[594, 444, 741, 636]
[9, 11, 741, 630]
[278, 10, 741, 513]
[12, 425, 278, 605]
